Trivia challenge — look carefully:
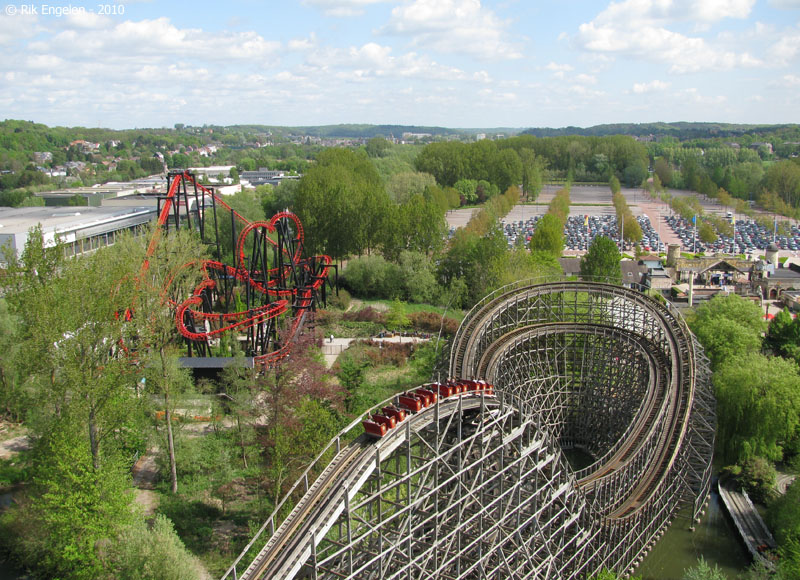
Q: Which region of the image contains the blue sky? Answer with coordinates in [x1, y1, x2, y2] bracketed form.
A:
[1, 0, 799, 129]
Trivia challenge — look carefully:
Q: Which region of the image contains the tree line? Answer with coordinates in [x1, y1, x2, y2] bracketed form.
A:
[688, 294, 800, 578]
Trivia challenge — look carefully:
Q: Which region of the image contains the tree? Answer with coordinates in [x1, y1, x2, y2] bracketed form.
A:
[454, 178, 478, 204]
[0, 419, 136, 579]
[128, 228, 207, 493]
[766, 308, 800, 361]
[529, 213, 565, 257]
[739, 456, 777, 503]
[713, 352, 800, 463]
[698, 220, 717, 244]
[609, 175, 621, 195]
[365, 136, 392, 158]
[294, 148, 389, 259]
[519, 148, 543, 200]
[386, 171, 436, 204]
[438, 227, 507, 307]
[697, 293, 764, 330]
[768, 479, 800, 578]
[623, 158, 648, 187]
[580, 235, 622, 284]
[105, 514, 204, 580]
[385, 298, 410, 330]
[682, 557, 727, 580]
[654, 157, 673, 187]
[0, 298, 25, 421]
[693, 316, 762, 369]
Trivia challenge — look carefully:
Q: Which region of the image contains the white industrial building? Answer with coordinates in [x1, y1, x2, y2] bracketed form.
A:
[0, 205, 157, 265]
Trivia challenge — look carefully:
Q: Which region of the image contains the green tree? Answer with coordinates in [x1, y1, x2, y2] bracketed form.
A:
[739, 456, 777, 503]
[609, 175, 621, 195]
[337, 354, 368, 413]
[766, 308, 800, 361]
[129, 228, 207, 493]
[105, 515, 203, 580]
[768, 479, 800, 578]
[365, 136, 392, 158]
[519, 148, 543, 200]
[693, 316, 762, 369]
[385, 298, 410, 330]
[529, 213, 565, 257]
[698, 221, 717, 244]
[294, 148, 389, 259]
[261, 179, 298, 216]
[386, 171, 436, 204]
[438, 227, 507, 307]
[1, 419, 136, 579]
[623, 158, 648, 187]
[398, 250, 439, 304]
[654, 157, 673, 187]
[0, 298, 25, 421]
[682, 557, 727, 580]
[691, 293, 766, 337]
[580, 235, 622, 284]
[713, 352, 800, 463]
[454, 178, 478, 204]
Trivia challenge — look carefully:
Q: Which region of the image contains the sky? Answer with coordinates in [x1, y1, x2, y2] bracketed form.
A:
[1, 0, 799, 130]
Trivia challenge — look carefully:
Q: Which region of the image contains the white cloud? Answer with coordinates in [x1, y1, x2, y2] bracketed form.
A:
[382, 0, 522, 59]
[632, 79, 670, 93]
[574, 0, 762, 73]
[304, 42, 470, 81]
[545, 62, 574, 72]
[28, 17, 282, 63]
[770, 74, 800, 87]
[769, 30, 800, 65]
[585, 0, 755, 27]
[0, 13, 40, 46]
[574, 73, 597, 84]
[288, 33, 318, 52]
[769, 0, 800, 8]
[302, 0, 391, 17]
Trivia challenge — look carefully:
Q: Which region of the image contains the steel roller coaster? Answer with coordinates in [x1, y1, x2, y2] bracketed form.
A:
[222, 281, 715, 580]
[140, 170, 333, 365]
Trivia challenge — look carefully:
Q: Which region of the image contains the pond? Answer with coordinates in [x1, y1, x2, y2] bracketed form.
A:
[636, 485, 751, 579]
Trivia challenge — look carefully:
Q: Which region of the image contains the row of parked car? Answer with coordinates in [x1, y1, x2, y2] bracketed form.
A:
[500, 214, 665, 252]
[665, 214, 800, 254]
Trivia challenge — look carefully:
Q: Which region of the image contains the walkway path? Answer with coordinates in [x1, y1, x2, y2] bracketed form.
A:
[718, 478, 777, 568]
[776, 472, 796, 495]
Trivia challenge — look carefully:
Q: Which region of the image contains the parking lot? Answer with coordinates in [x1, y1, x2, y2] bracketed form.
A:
[444, 184, 800, 258]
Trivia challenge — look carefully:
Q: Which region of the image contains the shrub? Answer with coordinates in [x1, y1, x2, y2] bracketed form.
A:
[327, 288, 351, 311]
[738, 456, 777, 503]
[409, 311, 460, 335]
[341, 255, 402, 299]
[342, 306, 385, 325]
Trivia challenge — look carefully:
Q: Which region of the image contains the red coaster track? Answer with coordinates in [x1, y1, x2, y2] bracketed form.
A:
[139, 170, 333, 365]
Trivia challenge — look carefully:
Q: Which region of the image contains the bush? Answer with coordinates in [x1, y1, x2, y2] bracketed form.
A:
[359, 340, 414, 367]
[398, 251, 439, 304]
[342, 306, 386, 325]
[409, 311, 460, 335]
[341, 256, 402, 299]
[738, 456, 777, 503]
[326, 288, 351, 311]
[105, 515, 204, 580]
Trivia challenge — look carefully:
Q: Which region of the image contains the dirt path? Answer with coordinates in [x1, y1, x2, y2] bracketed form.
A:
[0, 435, 30, 460]
[132, 448, 160, 515]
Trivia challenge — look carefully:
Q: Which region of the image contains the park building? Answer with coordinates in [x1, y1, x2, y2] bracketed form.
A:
[0, 205, 157, 267]
[240, 168, 300, 187]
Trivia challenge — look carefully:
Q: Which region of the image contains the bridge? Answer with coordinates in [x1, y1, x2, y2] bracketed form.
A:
[222, 281, 716, 580]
